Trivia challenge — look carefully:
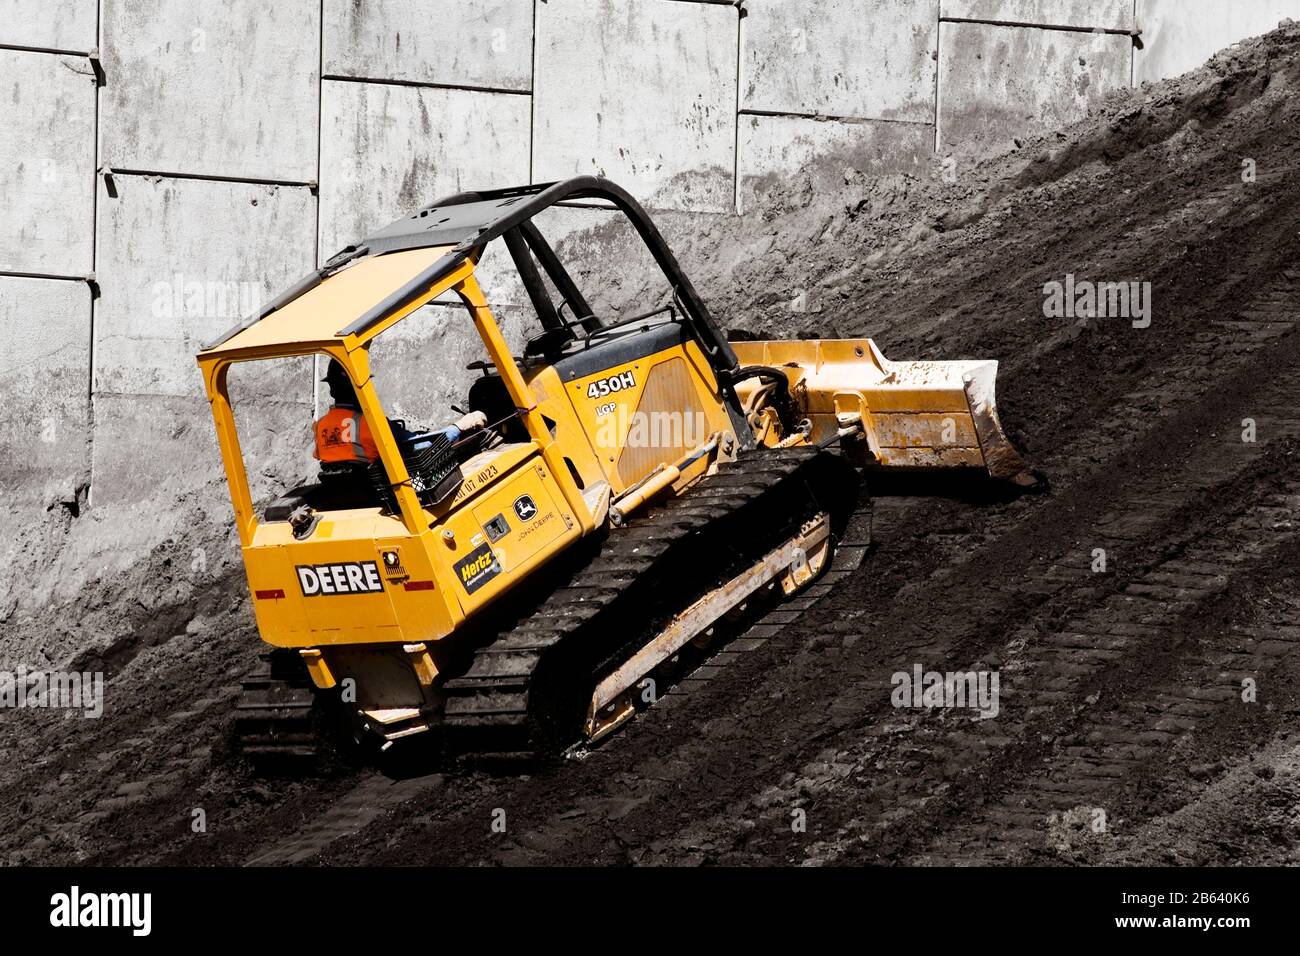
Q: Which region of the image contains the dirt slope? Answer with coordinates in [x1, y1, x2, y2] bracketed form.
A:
[4, 23, 1300, 866]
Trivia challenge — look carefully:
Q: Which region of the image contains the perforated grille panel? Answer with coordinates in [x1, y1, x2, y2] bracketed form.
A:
[615, 357, 708, 486]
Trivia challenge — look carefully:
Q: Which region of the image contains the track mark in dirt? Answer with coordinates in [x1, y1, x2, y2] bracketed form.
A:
[687, 310, 1300, 865]
[925, 510, 1300, 865]
[246, 772, 443, 865]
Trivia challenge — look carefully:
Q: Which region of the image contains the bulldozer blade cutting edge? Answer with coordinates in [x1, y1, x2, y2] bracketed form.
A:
[959, 358, 1036, 486]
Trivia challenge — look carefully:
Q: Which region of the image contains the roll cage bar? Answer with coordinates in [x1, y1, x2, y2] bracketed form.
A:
[203, 177, 740, 381]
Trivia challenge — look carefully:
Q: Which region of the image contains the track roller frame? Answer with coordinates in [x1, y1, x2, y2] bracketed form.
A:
[583, 512, 831, 742]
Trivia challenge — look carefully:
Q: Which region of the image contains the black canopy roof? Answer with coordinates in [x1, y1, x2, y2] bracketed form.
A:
[203, 177, 736, 375]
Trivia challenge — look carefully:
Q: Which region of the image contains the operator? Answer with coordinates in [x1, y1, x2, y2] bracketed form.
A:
[314, 360, 394, 464]
[314, 360, 488, 465]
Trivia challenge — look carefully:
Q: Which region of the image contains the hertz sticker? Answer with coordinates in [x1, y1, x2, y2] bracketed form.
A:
[454, 542, 501, 594]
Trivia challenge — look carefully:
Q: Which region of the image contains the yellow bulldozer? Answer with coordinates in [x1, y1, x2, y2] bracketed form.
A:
[197, 178, 1036, 767]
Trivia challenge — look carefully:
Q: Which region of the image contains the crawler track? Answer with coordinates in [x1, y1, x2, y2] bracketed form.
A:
[443, 446, 862, 759]
[233, 652, 324, 768]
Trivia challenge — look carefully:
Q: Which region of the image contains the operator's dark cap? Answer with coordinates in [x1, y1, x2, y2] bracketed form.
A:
[322, 359, 349, 386]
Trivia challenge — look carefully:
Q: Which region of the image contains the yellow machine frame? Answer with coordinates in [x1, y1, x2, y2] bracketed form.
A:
[199, 251, 735, 677]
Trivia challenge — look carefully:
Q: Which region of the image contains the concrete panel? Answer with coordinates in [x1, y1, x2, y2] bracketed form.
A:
[737, 114, 932, 213]
[93, 175, 316, 400]
[324, 0, 533, 90]
[1136, 0, 1300, 84]
[534, 0, 737, 213]
[942, 1, 1134, 30]
[0, 50, 96, 275]
[366, 303, 537, 430]
[0, 0, 97, 51]
[741, 0, 939, 122]
[937, 22, 1131, 153]
[226, 357, 318, 502]
[90, 389, 314, 508]
[530, 205, 683, 320]
[317, 78, 531, 306]
[0, 277, 90, 505]
[99, 0, 319, 181]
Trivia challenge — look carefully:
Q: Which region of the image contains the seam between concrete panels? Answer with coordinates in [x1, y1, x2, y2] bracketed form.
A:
[738, 107, 933, 128]
[0, 41, 93, 56]
[0, 270, 91, 283]
[939, 16, 1140, 37]
[529, 0, 538, 182]
[933, 2, 942, 155]
[1132, 0, 1138, 87]
[732, 2, 742, 214]
[91, 1, 102, 283]
[102, 167, 316, 188]
[319, 73, 531, 96]
[89, 0, 103, 433]
[315, 0, 324, 267]
[313, 0, 324, 417]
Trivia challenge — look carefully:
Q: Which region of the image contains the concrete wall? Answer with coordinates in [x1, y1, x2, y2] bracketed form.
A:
[3, 0, 1297, 511]
[937, 19, 1133, 153]
[0, 277, 91, 505]
[0, 50, 96, 276]
[1136, 0, 1300, 83]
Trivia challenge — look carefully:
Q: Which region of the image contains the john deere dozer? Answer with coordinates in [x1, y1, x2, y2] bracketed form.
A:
[197, 177, 1036, 767]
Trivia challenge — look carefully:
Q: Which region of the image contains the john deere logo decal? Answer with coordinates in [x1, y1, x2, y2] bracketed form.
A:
[513, 495, 537, 521]
[454, 543, 501, 594]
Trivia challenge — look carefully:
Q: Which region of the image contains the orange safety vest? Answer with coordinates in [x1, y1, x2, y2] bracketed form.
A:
[314, 406, 379, 463]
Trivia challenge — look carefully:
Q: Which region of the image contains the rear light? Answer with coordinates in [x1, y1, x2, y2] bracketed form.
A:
[255, 588, 286, 600]
[403, 580, 435, 591]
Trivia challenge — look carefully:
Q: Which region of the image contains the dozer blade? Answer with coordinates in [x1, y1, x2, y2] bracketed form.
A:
[732, 339, 1038, 488]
